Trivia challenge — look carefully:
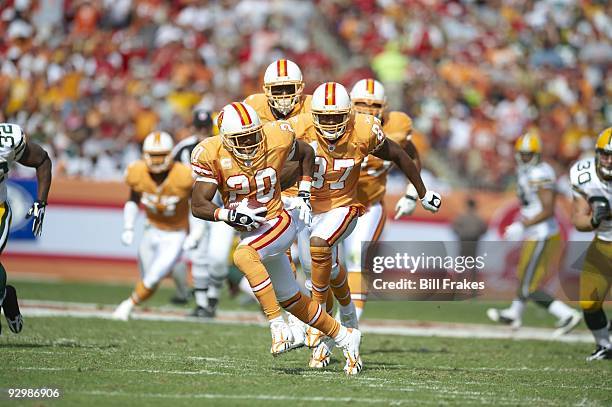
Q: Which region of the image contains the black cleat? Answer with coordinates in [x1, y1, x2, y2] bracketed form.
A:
[189, 306, 216, 318]
[170, 295, 189, 305]
[2, 285, 23, 333]
[586, 345, 612, 361]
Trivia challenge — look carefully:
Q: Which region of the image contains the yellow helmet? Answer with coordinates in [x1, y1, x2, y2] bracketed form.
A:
[595, 127, 612, 180]
[514, 131, 541, 167]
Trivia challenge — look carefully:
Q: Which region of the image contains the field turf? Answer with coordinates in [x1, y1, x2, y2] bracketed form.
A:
[1, 279, 611, 406]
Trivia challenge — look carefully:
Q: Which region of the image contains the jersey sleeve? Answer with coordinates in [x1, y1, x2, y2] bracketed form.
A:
[190, 140, 220, 184]
[367, 117, 387, 154]
[124, 162, 141, 189]
[569, 160, 588, 198]
[528, 164, 556, 189]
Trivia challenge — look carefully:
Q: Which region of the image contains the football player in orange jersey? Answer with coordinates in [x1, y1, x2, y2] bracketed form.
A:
[191, 102, 364, 375]
[113, 131, 198, 321]
[342, 78, 421, 321]
[288, 82, 441, 368]
[244, 58, 312, 122]
[244, 58, 313, 345]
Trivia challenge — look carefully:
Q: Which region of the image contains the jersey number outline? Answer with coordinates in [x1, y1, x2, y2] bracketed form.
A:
[576, 160, 592, 185]
[312, 156, 355, 190]
[226, 167, 278, 204]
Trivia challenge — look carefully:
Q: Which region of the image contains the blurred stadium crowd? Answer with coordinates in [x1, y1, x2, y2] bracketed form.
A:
[1, 0, 610, 189]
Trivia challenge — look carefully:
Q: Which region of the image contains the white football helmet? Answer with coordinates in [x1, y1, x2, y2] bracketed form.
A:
[142, 131, 174, 173]
[263, 59, 304, 117]
[311, 82, 351, 141]
[219, 102, 264, 161]
[350, 78, 386, 119]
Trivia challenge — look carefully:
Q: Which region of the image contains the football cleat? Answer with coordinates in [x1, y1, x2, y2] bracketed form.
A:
[287, 313, 306, 349]
[112, 299, 134, 321]
[336, 328, 363, 375]
[2, 286, 23, 333]
[486, 308, 522, 329]
[586, 345, 612, 361]
[309, 336, 334, 368]
[552, 310, 582, 337]
[189, 305, 215, 318]
[270, 321, 295, 357]
[305, 325, 325, 348]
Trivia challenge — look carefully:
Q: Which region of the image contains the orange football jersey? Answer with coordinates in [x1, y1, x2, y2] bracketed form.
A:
[288, 112, 386, 214]
[244, 93, 312, 123]
[191, 121, 296, 220]
[125, 161, 194, 231]
[358, 111, 412, 206]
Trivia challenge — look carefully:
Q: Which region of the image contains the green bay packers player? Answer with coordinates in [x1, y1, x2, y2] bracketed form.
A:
[113, 131, 196, 320]
[288, 82, 441, 368]
[342, 78, 421, 321]
[0, 123, 52, 335]
[570, 127, 612, 361]
[191, 102, 363, 375]
[487, 132, 581, 335]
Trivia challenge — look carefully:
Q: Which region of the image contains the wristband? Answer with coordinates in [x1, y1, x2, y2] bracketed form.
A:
[214, 208, 230, 222]
[298, 176, 312, 193]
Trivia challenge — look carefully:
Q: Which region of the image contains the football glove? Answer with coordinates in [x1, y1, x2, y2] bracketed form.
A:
[590, 197, 611, 228]
[420, 190, 442, 213]
[394, 184, 418, 219]
[503, 221, 525, 241]
[296, 190, 313, 226]
[218, 199, 267, 232]
[121, 229, 134, 246]
[26, 200, 46, 237]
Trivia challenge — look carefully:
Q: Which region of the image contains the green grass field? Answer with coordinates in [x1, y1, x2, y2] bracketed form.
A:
[1, 279, 611, 406]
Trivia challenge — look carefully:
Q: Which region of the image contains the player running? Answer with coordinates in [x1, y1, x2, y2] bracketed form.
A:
[191, 102, 363, 375]
[113, 131, 196, 320]
[0, 123, 52, 335]
[487, 131, 581, 336]
[570, 127, 612, 360]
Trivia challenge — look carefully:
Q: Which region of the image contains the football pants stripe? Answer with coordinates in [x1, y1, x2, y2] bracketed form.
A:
[249, 210, 291, 251]
[519, 239, 546, 299]
[326, 206, 358, 246]
[0, 202, 12, 254]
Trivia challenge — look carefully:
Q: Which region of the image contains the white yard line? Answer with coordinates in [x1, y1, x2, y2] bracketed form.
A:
[19, 299, 593, 343]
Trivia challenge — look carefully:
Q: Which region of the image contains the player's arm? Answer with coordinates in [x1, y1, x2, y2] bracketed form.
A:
[373, 138, 441, 212]
[523, 187, 556, 227]
[121, 189, 141, 246]
[18, 140, 52, 236]
[191, 181, 219, 222]
[571, 194, 595, 232]
[404, 139, 421, 172]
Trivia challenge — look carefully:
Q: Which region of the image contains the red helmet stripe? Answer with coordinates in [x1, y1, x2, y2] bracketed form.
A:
[325, 82, 336, 106]
[277, 59, 287, 77]
[231, 102, 252, 126]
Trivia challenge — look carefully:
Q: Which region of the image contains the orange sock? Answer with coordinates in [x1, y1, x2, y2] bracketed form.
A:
[280, 292, 340, 337]
[310, 245, 332, 306]
[131, 280, 156, 304]
[326, 289, 334, 314]
[348, 271, 368, 311]
[286, 248, 297, 278]
[233, 245, 281, 320]
[331, 263, 351, 307]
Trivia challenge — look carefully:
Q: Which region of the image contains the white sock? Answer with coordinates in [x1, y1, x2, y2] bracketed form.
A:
[333, 325, 348, 344]
[548, 300, 574, 320]
[355, 306, 364, 321]
[194, 290, 209, 308]
[339, 302, 356, 318]
[592, 327, 611, 348]
[269, 316, 285, 327]
[207, 284, 220, 301]
[508, 298, 526, 317]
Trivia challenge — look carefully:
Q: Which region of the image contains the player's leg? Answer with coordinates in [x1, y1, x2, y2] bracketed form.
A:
[523, 234, 581, 336]
[580, 239, 612, 361]
[266, 251, 362, 374]
[201, 221, 234, 316]
[169, 261, 190, 305]
[344, 202, 385, 321]
[0, 202, 22, 334]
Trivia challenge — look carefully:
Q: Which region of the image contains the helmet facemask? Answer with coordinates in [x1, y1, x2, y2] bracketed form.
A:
[144, 151, 173, 173]
[596, 149, 612, 181]
[515, 151, 539, 169]
[264, 81, 304, 117]
[312, 109, 351, 141]
[352, 99, 386, 120]
[222, 125, 264, 161]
